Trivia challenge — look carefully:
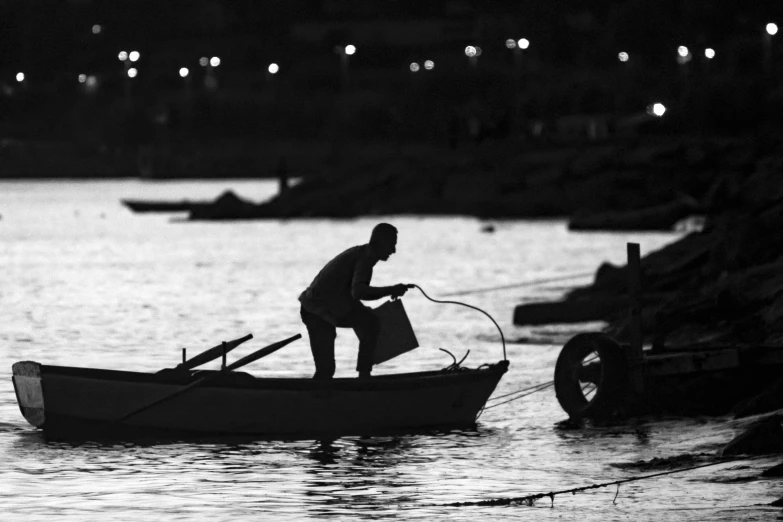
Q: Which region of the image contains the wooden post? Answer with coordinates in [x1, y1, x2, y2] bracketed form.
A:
[182, 348, 186, 365]
[221, 342, 227, 371]
[627, 242, 644, 392]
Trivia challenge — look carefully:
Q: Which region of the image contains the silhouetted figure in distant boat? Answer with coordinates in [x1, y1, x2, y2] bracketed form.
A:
[299, 223, 410, 379]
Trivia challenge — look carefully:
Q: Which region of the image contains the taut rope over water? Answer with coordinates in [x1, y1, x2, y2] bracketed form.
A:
[482, 381, 554, 410]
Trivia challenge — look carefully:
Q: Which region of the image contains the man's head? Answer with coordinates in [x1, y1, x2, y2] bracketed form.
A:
[370, 223, 398, 261]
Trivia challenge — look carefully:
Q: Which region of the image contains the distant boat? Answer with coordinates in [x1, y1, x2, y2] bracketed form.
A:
[121, 199, 212, 213]
[12, 334, 508, 439]
[122, 190, 258, 216]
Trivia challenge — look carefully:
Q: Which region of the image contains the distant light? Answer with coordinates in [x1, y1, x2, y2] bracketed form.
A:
[345, 44, 356, 55]
[16, 72, 24, 82]
[268, 63, 279, 74]
[210, 56, 221, 67]
[129, 51, 140, 62]
[618, 52, 629, 62]
[465, 46, 477, 57]
[410, 62, 420, 72]
[179, 67, 189, 78]
[92, 24, 102, 35]
[518, 38, 530, 49]
[199, 57, 209, 67]
[505, 39, 516, 49]
[78, 74, 87, 83]
[118, 51, 128, 61]
[647, 102, 666, 117]
[424, 60, 435, 70]
[86, 75, 98, 88]
[676, 46, 692, 64]
[704, 48, 715, 59]
[768, 23, 779, 36]
[127, 68, 137, 78]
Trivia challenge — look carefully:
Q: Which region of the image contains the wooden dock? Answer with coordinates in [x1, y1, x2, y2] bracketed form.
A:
[553, 242, 783, 420]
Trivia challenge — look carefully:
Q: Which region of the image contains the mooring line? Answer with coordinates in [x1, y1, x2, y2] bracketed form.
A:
[486, 380, 555, 402]
[441, 455, 772, 508]
[483, 382, 554, 410]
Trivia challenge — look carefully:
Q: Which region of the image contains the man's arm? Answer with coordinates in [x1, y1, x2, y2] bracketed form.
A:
[352, 282, 410, 301]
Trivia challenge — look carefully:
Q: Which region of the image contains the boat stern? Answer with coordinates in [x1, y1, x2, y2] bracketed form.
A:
[12, 361, 45, 428]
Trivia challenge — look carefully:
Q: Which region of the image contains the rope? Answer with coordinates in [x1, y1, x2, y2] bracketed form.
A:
[440, 272, 594, 297]
[442, 455, 770, 507]
[487, 380, 555, 402]
[482, 381, 554, 410]
[411, 284, 507, 361]
[409, 285, 562, 410]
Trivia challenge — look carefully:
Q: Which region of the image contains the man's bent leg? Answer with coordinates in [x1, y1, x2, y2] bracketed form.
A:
[347, 306, 380, 375]
[300, 307, 336, 379]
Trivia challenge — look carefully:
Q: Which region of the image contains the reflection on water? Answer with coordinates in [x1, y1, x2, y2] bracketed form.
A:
[304, 437, 416, 518]
[1, 181, 781, 521]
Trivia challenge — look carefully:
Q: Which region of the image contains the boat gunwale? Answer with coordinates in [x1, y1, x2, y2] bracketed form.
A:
[38, 361, 509, 391]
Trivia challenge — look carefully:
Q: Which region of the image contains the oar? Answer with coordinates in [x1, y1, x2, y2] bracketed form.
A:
[177, 333, 253, 371]
[226, 333, 301, 371]
[116, 333, 301, 424]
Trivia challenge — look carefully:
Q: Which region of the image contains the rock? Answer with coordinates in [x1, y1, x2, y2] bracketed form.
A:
[721, 415, 783, 456]
[733, 378, 783, 419]
[761, 461, 783, 477]
[513, 296, 627, 325]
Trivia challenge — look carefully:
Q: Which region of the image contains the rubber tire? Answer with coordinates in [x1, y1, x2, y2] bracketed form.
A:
[554, 332, 628, 419]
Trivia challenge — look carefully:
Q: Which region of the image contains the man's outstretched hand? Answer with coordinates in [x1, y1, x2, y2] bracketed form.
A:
[390, 283, 414, 299]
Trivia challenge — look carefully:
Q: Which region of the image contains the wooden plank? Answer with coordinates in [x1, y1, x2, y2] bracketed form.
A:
[513, 296, 627, 325]
[645, 349, 739, 376]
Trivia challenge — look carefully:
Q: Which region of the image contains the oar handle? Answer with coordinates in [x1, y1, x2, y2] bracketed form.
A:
[226, 333, 301, 371]
[177, 333, 253, 370]
[117, 333, 301, 424]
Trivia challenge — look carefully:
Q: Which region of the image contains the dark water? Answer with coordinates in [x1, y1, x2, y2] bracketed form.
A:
[1, 180, 780, 520]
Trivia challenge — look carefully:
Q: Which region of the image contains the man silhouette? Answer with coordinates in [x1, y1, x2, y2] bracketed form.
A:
[299, 223, 411, 379]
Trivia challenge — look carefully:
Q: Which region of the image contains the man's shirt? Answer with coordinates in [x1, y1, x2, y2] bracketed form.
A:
[299, 244, 379, 325]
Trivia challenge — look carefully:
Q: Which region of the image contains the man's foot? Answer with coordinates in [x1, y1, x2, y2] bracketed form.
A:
[358, 370, 372, 379]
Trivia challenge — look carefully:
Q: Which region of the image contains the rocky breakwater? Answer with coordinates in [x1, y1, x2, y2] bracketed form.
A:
[516, 149, 783, 416]
[186, 136, 764, 222]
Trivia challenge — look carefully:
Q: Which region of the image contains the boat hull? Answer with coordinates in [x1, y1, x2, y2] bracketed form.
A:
[12, 361, 507, 439]
[120, 199, 210, 213]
